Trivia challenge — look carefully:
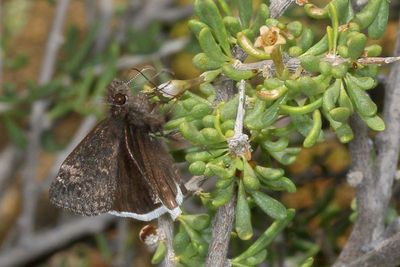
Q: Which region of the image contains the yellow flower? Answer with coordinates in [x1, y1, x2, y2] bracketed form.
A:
[254, 26, 286, 54]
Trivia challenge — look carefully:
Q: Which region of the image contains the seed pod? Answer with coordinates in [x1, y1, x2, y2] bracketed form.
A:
[212, 181, 234, 207]
[151, 241, 167, 264]
[287, 21, 303, 37]
[237, 32, 271, 59]
[280, 98, 323, 115]
[199, 27, 231, 62]
[303, 110, 322, 148]
[251, 191, 287, 220]
[262, 177, 297, 193]
[329, 107, 351, 122]
[193, 52, 223, 70]
[179, 214, 211, 231]
[222, 63, 257, 81]
[194, 0, 231, 56]
[255, 166, 284, 180]
[347, 32, 367, 60]
[223, 16, 242, 37]
[360, 114, 385, 131]
[243, 160, 260, 191]
[345, 77, 377, 117]
[235, 180, 253, 240]
[353, 0, 383, 29]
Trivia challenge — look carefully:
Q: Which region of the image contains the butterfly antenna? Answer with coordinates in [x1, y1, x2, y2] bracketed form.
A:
[126, 67, 159, 89]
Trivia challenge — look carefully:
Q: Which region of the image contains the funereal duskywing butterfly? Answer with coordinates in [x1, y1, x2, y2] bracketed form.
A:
[49, 79, 183, 221]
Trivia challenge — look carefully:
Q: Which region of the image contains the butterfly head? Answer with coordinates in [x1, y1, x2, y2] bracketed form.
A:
[107, 79, 155, 123]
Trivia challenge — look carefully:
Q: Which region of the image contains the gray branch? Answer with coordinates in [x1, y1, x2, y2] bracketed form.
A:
[345, 232, 400, 267]
[17, 0, 70, 242]
[269, 0, 295, 18]
[334, 19, 400, 266]
[205, 193, 237, 267]
[158, 215, 175, 267]
[0, 216, 115, 267]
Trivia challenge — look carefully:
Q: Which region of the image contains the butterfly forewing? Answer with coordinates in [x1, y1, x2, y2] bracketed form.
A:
[49, 118, 122, 216]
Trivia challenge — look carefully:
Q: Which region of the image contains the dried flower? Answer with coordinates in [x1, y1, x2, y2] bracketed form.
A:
[254, 26, 286, 54]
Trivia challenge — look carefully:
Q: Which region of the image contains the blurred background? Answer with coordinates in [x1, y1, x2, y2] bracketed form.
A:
[0, 0, 399, 267]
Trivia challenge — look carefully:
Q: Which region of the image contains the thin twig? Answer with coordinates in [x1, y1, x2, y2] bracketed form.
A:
[0, 215, 115, 267]
[112, 219, 130, 267]
[0, 146, 23, 198]
[205, 194, 237, 267]
[17, 0, 70, 243]
[158, 215, 175, 267]
[94, 0, 113, 53]
[269, 0, 295, 18]
[92, 38, 189, 75]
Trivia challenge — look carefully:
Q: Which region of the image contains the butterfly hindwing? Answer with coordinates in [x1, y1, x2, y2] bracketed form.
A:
[110, 124, 182, 221]
[49, 118, 123, 216]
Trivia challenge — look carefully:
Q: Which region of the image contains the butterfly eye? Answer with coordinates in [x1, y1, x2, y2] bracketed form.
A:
[114, 93, 127, 105]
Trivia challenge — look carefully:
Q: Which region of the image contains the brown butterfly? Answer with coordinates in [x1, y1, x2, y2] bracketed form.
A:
[49, 79, 183, 221]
